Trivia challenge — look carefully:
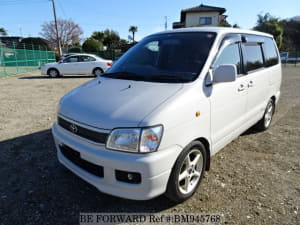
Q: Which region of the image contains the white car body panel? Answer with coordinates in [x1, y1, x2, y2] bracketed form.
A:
[52, 27, 282, 200]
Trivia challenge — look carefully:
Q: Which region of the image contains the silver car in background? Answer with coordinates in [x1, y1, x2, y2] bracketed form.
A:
[41, 54, 112, 77]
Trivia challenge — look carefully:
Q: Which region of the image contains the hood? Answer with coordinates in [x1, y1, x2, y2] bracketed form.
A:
[59, 77, 183, 129]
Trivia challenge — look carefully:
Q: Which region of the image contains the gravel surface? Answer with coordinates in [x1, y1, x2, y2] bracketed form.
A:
[0, 67, 299, 225]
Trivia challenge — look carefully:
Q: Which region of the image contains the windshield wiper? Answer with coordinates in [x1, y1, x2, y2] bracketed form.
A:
[150, 74, 193, 83]
[101, 71, 147, 81]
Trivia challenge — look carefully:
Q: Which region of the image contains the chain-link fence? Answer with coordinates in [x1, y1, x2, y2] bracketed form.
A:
[280, 50, 300, 66]
[67, 48, 125, 61]
[0, 43, 56, 78]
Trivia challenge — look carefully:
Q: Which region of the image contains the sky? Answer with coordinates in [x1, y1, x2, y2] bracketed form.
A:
[1, 0, 299, 42]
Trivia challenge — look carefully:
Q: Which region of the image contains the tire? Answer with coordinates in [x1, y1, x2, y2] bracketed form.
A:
[255, 98, 275, 131]
[93, 68, 103, 76]
[165, 141, 207, 203]
[47, 68, 60, 78]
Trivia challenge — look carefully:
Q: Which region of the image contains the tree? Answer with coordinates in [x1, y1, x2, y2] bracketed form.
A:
[91, 31, 104, 42]
[232, 24, 240, 28]
[253, 13, 283, 49]
[40, 19, 83, 50]
[102, 29, 120, 50]
[280, 19, 300, 50]
[218, 20, 231, 27]
[129, 26, 138, 43]
[82, 38, 103, 52]
[0, 27, 7, 36]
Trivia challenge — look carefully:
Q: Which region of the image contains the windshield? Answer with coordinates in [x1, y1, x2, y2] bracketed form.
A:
[102, 32, 216, 83]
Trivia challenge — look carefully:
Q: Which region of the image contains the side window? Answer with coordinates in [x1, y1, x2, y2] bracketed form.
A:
[242, 44, 264, 72]
[63, 56, 79, 63]
[263, 37, 279, 67]
[80, 56, 96, 62]
[213, 44, 241, 74]
[89, 56, 96, 61]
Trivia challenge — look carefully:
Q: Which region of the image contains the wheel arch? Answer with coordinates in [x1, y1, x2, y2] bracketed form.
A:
[47, 67, 60, 75]
[271, 95, 276, 107]
[174, 137, 211, 171]
[194, 137, 211, 171]
[92, 67, 104, 74]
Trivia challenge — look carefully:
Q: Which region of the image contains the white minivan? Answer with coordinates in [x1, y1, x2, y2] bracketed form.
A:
[52, 27, 281, 202]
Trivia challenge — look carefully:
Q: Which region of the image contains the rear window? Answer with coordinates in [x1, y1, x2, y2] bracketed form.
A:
[263, 37, 279, 67]
[242, 44, 264, 72]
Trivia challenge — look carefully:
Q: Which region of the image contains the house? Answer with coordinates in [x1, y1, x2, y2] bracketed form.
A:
[0, 36, 22, 48]
[173, 4, 227, 29]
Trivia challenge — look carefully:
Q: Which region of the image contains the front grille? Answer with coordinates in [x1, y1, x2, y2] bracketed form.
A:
[58, 117, 108, 144]
[60, 145, 104, 178]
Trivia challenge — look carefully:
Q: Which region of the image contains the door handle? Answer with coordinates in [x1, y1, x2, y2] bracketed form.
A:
[238, 84, 245, 92]
[248, 80, 254, 87]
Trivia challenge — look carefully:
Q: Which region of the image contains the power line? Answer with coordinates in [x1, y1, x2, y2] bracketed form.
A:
[56, 0, 67, 18]
[165, 16, 168, 30]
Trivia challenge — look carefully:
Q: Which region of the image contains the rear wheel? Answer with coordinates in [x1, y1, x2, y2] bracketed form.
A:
[48, 68, 59, 78]
[165, 141, 206, 203]
[93, 68, 103, 76]
[255, 98, 275, 131]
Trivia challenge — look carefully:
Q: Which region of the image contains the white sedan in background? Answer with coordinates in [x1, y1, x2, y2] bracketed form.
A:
[41, 54, 112, 78]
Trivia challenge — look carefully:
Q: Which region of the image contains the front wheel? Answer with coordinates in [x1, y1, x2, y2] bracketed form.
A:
[47, 68, 60, 78]
[165, 141, 207, 203]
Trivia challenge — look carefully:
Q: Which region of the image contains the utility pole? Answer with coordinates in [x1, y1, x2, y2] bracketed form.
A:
[164, 16, 168, 30]
[51, 0, 62, 56]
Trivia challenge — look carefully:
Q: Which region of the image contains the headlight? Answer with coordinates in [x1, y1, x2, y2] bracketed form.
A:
[106, 125, 163, 153]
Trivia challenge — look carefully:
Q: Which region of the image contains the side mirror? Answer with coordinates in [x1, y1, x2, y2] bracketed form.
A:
[213, 64, 237, 83]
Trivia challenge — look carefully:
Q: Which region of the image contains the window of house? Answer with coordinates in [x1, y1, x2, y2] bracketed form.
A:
[263, 37, 279, 67]
[242, 44, 264, 72]
[199, 17, 212, 25]
[212, 44, 241, 74]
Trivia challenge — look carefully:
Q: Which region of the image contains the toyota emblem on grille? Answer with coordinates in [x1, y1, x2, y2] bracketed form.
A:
[70, 123, 78, 133]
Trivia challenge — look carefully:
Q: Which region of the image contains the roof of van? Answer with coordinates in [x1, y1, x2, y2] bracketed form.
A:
[153, 27, 273, 38]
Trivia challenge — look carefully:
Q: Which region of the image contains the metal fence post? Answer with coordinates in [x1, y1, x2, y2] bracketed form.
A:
[12, 42, 19, 74]
[0, 43, 7, 77]
[32, 44, 37, 71]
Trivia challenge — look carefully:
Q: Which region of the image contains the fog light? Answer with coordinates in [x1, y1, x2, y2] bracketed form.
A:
[115, 170, 141, 184]
[128, 173, 133, 180]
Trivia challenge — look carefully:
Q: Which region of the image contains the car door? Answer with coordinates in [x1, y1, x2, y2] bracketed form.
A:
[59, 56, 80, 74]
[241, 37, 270, 126]
[79, 55, 96, 74]
[209, 39, 248, 152]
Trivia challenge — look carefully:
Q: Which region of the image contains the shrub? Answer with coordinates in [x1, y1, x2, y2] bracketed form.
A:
[82, 38, 103, 52]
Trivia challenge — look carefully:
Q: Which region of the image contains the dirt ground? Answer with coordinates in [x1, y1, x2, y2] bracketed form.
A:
[0, 67, 299, 225]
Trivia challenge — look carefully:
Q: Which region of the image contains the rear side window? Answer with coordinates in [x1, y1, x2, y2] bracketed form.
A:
[80, 56, 96, 62]
[213, 44, 241, 74]
[242, 44, 264, 72]
[263, 37, 279, 67]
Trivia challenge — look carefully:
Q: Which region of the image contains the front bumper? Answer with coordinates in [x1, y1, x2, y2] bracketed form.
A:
[52, 122, 182, 200]
[41, 67, 47, 75]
